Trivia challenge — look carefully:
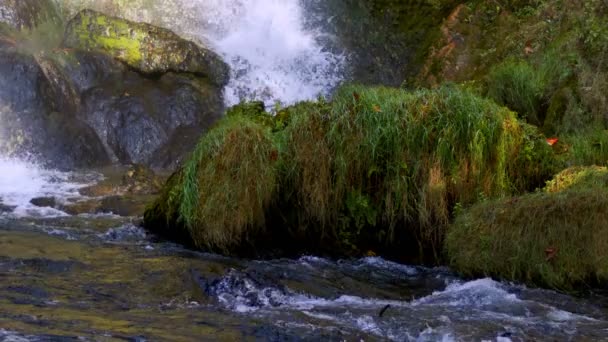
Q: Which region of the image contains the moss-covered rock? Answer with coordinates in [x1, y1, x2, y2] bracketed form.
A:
[446, 165, 608, 290]
[145, 84, 556, 261]
[63, 9, 229, 86]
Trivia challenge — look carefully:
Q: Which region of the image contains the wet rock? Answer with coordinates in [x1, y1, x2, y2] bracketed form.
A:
[98, 195, 153, 217]
[80, 72, 222, 167]
[0, 50, 110, 169]
[79, 164, 164, 197]
[0, 8, 227, 171]
[60, 199, 102, 216]
[61, 195, 154, 217]
[121, 164, 164, 195]
[0, 0, 62, 31]
[0, 203, 15, 214]
[63, 9, 230, 86]
[30, 197, 56, 208]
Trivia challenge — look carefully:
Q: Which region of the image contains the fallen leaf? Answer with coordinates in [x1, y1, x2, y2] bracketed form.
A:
[546, 138, 559, 146]
[545, 247, 558, 261]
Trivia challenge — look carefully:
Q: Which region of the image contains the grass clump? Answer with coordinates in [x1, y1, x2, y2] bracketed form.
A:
[446, 166, 608, 290]
[146, 114, 279, 253]
[280, 84, 555, 259]
[146, 84, 556, 261]
[486, 59, 546, 125]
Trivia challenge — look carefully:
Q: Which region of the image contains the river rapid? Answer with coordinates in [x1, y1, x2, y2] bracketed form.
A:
[2, 0, 608, 341]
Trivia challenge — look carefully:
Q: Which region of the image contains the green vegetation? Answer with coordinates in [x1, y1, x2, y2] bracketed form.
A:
[140, 0, 608, 290]
[146, 115, 278, 252]
[145, 84, 555, 260]
[446, 166, 608, 290]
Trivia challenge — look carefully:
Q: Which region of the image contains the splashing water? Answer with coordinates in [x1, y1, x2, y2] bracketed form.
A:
[0, 157, 96, 217]
[192, 0, 345, 106]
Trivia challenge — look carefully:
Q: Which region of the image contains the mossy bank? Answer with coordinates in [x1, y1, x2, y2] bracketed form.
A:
[446, 166, 608, 290]
[144, 84, 555, 263]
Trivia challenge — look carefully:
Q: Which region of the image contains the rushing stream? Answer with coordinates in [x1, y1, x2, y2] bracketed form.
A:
[2, 0, 608, 341]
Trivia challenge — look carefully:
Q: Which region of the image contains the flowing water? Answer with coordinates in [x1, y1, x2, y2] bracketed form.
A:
[2, 0, 608, 341]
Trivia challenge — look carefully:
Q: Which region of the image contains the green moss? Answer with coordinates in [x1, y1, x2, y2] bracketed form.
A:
[446, 165, 608, 290]
[70, 10, 142, 65]
[62, 9, 229, 85]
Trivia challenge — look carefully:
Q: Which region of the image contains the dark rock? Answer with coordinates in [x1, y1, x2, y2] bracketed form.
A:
[30, 197, 56, 208]
[0, 50, 110, 169]
[63, 9, 230, 86]
[0, 203, 15, 213]
[0, 9, 227, 171]
[98, 195, 154, 217]
[81, 72, 222, 166]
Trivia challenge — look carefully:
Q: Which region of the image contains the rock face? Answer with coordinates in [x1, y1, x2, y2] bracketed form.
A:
[0, 7, 228, 170]
[63, 9, 229, 86]
[0, 50, 110, 169]
[0, 0, 62, 30]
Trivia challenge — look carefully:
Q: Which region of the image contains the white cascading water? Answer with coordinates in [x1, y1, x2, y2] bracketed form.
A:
[1, 0, 345, 217]
[191, 0, 345, 106]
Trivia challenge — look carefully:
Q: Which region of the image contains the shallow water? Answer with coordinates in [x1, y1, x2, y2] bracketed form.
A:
[1, 174, 608, 341]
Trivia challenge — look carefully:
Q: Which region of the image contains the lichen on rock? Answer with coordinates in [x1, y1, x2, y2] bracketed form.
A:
[63, 9, 229, 86]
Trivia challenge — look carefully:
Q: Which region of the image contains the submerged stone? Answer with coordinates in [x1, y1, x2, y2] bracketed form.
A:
[63, 9, 229, 86]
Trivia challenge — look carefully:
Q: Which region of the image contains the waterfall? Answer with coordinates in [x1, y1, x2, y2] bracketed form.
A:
[193, 0, 345, 106]
[56, 0, 346, 106]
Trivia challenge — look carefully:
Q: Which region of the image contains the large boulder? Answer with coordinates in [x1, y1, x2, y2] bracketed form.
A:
[63, 9, 229, 86]
[0, 0, 62, 30]
[0, 10, 228, 170]
[80, 70, 222, 168]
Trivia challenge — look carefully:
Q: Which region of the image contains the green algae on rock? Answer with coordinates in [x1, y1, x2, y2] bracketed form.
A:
[446, 165, 608, 290]
[63, 9, 229, 86]
[145, 84, 556, 261]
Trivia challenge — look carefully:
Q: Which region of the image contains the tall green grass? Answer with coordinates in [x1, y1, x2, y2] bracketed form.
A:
[146, 84, 556, 260]
[280, 84, 554, 258]
[147, 115, 279, 252]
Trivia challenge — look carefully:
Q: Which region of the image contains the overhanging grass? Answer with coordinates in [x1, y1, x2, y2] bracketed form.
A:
[147, 115, 279, 252]
[280, 84, 555, 259]
[146, 84, 556, 260]
[446, 166, 608, 290]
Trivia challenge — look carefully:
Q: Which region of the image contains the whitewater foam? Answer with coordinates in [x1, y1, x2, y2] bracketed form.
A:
[0, 157, 96, 217]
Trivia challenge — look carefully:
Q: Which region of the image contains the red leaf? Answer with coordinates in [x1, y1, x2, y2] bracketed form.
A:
[546, 138, 559, 146]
